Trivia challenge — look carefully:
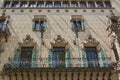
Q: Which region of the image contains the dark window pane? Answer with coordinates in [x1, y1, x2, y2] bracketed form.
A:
[53, 47, 65, 68]
[85, 47, 99, 67]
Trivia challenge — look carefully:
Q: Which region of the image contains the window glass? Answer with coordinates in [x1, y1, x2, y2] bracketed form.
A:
[96, 1, 103, 7]
[4, 1, 10, 8]
[37, 2, 44, 7]
[20, 47, 33, 67]
[80, 1, 86, 8]
[54, 2, 61, 8]
[85, 47, 99, 67]
[105, 1, 111, 7]
[46, 2, 53, 7]
[29, 2, 36, 7]
[71, 2, 78, 7]
[72, 21, 82, 30]
[12, 2, 19, 8]
[63, 2, 69, 7]
[53, 47, 65, 68]
[88, 1, 95, 8]
[0, 20, 5, 32]
[21, 2, 27, 7]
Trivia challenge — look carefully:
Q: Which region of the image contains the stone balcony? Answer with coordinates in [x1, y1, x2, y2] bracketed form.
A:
[3, 57, 116, 73]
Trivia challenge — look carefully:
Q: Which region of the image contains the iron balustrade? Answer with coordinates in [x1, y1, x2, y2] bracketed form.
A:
[3, 57, 116, 70]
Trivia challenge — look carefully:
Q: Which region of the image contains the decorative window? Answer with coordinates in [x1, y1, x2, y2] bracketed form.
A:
[71, 1, 78, 8]
[12, 1, 19, 8]
[81, 35, 108, 68]
[88, 1, 95, 8]
[71, 15, 85, 31]
[37, 1, 44, 7]
[48, 35, 71, 68]
[21, 2, 27, 7]
[29, 2, 36, 7]
[63, 1, 69, 7]
[46, 1, 53, 7]
[80, 1, 86, 8]
[32, 15, 47, 31]
[54, 2, 61, 8]
[4, 1, 10, 8]
[105, 1, 111, 8]
[13, 35, 37, 68]
[96, 1, 103, 7]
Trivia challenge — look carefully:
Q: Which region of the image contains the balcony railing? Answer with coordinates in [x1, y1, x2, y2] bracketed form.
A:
[4, 57, 116, 71]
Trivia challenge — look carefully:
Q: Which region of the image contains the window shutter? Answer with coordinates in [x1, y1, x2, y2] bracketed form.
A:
[81, 21, 85, 30]
[32, 21, 36, 30]
[80, 48, 88, 67]
[48, 49, 53, 67]
[31, 49, 38, 68]
[13, 49, 20, 68]
[65, 49, 72, 68]
[98, 48, 107, 67]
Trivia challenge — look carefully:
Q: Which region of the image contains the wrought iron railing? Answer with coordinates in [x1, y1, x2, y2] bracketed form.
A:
[3, 57, 116, 70]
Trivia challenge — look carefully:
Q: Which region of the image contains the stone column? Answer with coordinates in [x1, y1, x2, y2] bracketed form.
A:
[53, 1, 54, 7]
[77, 1, 80, 7]
[95, 1, 97, 8]
[69, 1, 71, 7]
[86, 1, 89, 8]
[103, 1, 106, 7]
[44, 1, 46, 7]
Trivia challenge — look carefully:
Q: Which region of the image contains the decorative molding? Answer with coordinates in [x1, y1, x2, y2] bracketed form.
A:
[109, 13, 120, 20]
[107, 13, 120, 44]
[18, 35, 37, 50]
[82, 35, 101, 52]
[71, 15, 84, 21]
[33, 15, 47, 22]
[83, 35, 100, 47]
[50, 35, 68, 49]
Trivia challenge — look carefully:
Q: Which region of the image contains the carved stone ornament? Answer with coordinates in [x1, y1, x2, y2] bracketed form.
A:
[33, 15, 47, 22]
[71, 15, 84, 21]
[108, 13, 120, 44]
[50, 35, 68, 50]
[18, 35, 37, 50]
[109, 13, 120, 20]
[83, 35, 100, 51]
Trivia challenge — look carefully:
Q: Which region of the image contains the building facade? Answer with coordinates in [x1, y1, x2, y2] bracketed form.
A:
[0, 0, 120, 80]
